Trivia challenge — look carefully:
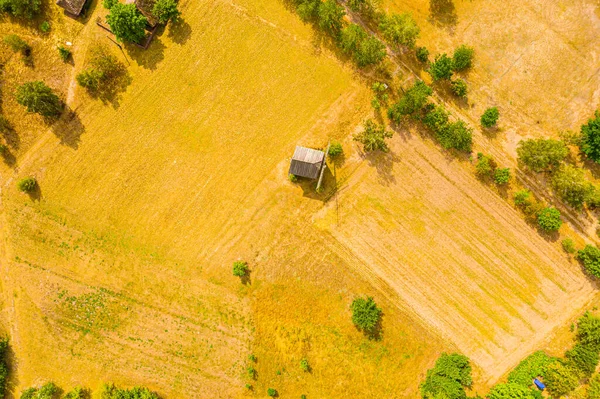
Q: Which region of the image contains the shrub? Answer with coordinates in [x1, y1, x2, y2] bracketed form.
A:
[233, 261, 248, 277]
[544, 361, 579, 397]
[300, 358, 309, 372]
[481, 107, 499, 128]
[57, 46, 71, 62]
[288, 173, 298, 182]
[103, 0, 117, 8]
[416, 46, 429, 63]
[562, 238, 576, 254]
[421, 353, 472, 399]
[76, 70, 103, 91]
[507, 351, 557, 386]
[589, 373, 600, 399]
[37, 382, 58, 399]
[152, 0, 180, 24]
[387, 80, 432, 123]
[429, 53, 453, 81]
[76, 45, 127, 97]
[317, 0, 344, 36]
[40, 21, 50, 33]
[0, 0, 41, 18]
[63, 387, 86, 399]
[475, 153, 493, 177]
[353, 119, 393, 152]
[340, 24, 386, 67]
[487, 383, 538, 399]
[439, 120, 472, 152]
[247, 366, 255, 378]
[580, 110, 600, 163]
[350, 296, 382, 334]
[328, 141, 343, 157]
[3, 34, 29, 52]
[452, 45, 474, 71]
[422, 104, 449, 132]
[565, 342, 599, 377]
[379, 13, 420, 49]
[578, 245, 600, 279]
[267, 388, 278, 397]
[20, 388, 37, 399]
[450, 79, 467, 98]
[0, 116, 9, 132]
[514, 190, 532, 208]
[494, 168, 511, 185]
[248, 353, 257, 362]
[295, 0, 320, 22]
[18, 177, 37, 192]
[516, 139, 568, 172]
[537, 207, 562, 232]
[551, 164, 594, 209]
[576, 312, 600, 351]
[106, 3, 148, 43]
[100, 383, 159, 399]
[16, 81, 62, 117]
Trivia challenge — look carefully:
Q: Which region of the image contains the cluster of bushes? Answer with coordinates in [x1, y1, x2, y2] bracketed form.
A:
[100, 383, 159, 399]
[76, 45, 128, 99]
[420, 353, 472, 399]
[427, 45, 474, 98]
[0, 0, 41, 18]
[513, 190, 562, 232]
[475, 153, 511, 185]
[19, 382, 159, 399]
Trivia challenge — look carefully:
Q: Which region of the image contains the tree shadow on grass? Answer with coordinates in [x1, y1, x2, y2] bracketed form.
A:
[355, 313, 384, 341]
[51, 106, 85, 149]
[25, 182, 42, 201]
[428, 0, 458, 30]
[5, 342, 20, 399]
[364, 150, 400, 186]
[1, 148, 16, 167]
[126, 36, 166, 70]
[240, 269, 252, 285]
[167, 18, 192, 45]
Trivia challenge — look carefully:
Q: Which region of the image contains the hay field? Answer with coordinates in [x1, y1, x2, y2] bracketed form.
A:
[0, 0, 599, 397]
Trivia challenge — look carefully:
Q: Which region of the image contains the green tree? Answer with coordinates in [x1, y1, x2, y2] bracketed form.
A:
[494, 168, 511, 185]
[379, 13, 420, 49]
[103, 0, 117, 8]
[354, 35, 386, 67]
[421, 353, 472, 399]
[340, 24, 366, 55]
[590, 373, 600, 399]
[544, 361, 579, 398]
[100, 383, 159, 399]
[452, 45, 474, 71]
[267, 388, 278, 397]
[565, 342, 599, 377]
[57, 46, 71, 62]
[317, 0, 345, 36]
[516, 139, 568, 172]
[16, 81, 62, 118]
[481, 107, 499, 128]
[562, 238, 576, 254]
[577, 312, 600, 350]
[350, 296, 382, 334]
[3, 34, 29, 52]
[416, 46, 429, 63]
[152, 0, 180, 24]
[578, 246, 600, 279]
[551, 164, 593, 208]
[300, 358, 310, 372]
[328, 141, 343, 157]
[18, 177, 37, 192]
[353, 119, 393, 152]
[487, 383, 537, 399]
[429, 53, 453, 81]
[0, 0, 41, 18]
[580, 111, 600, 163]
[63, 387, 86, 399]
[233, 261, 248, 277]
[439, 120, 472, 152]
[106, 3, 148, 43]
[450, 79, 467, 98]
[387, 80, 432, 123]
[537, 207, 562, 232]
[507, 351, 557, 386]
[295, 0, 320, 22]
[475, 153, 493, 177]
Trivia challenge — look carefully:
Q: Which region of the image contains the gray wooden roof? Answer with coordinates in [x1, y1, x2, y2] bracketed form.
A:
[289, 146, 325, 179]
[56, 0, 87, 15]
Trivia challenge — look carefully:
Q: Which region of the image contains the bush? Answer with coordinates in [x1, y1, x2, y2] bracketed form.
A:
[233, 261, 248, 277]
[100, 383, 159, 399]
[481, 107, 499, 128]
[317, 0, 345, 36]
[551, 164, 594, 209]
[294, 0, 320, 22]
[580, 111, 600, 163]
[0, 116, 10, 132]
[494, 168, 511, 185]
[288, 173, 298, 182]
[340, 24, 386, 67]
[562, 238, 576, 254]
[103, 0, 117, 8]
[537, 207, 562, 232]
[475, 153, 493, 177]
[421, 353, 472, 399]
[429, 53, 453, 81]
[267, 388, 278, 397]
[328, 141, 343, 157]
[3, 34, 29, 52]
[76, 45, 127, 98]
[16, 81, 62, 118]
[106, 3, 148, 43]
[152, 0, 180, 24]
[450, 79, 467, 98]
[76, 70, 103, 92]
[353, 119, 393, 152]
[416, 46, 429, 63]
[576, 312, 600, 351]
[514, 190, 532, 207]
[40, 21, 50, 33]
[0, 337, 8, 398]
[63, 387, 86, 399]
[589, 373, 600, 399]
[57, 46, 71, 62]
[37, 382, 58, 399]
[439, 120, 472, 152]
[20, 388, 37, 399]
[565, 342, 599, 377]
[544, 361, 579, 397]
[387, 80, 432, 123]
[0, 0, 41, 18]
[18, 177, 37, 192]
[452, 45, 474, 71]
[350, 296, 382, 334]
[578, 245, 600, 279]
[516, 139, 568, 172]
[507, 351, 557, 386]
[487, 383, 538, 399]
[300, 358, 309, 372]
[378, 13, 420, 49]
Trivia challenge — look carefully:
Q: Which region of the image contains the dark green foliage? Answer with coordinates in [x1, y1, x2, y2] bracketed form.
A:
[103, 0, 117, 9]
[350, 296, 382, 334]
[577, 245, 600, 278]
[422, 104, 449, 131]
[328, 141, 343, 157]
[3, 34, 29, 53]
[18, 177, 37, 192]
[106, 3, 148, 43]
[452, 45, 474, 71]
[475, 153, 493, 177]
[267, 388, 277, 397]
[100, 383, 159, 399]
[63, 387, 86, 399]
[576, 312, 600, 350]
[40, 21, 50, 33]
[340, 24, 366, 55]
[421, 353, 472, 399]
[487, 383, 538, 399]
[379, 13, 420, 49]
[429, 53, 453, 81]
[451, 79, 467, 98]
[16, 81, 62, 117]
[562, 238, 576, 254]
[152, 0, 180, 24]
[387, 80, 432, 123]
[544, 361, 579, 398]
[565, 342, 599, 377]
[494, 168, 511, 185]
[76, 70, 104, 91]
[481, 107, 499, 128]
[589, 373, 600, 399]
[580, 111, 600, 163]
[347, 0, 367, 12]
[58, 46, 71, 62]
[507, 351, 557, 386]
[551, 164, 593, 209]
[416, 46, 429, 63]
[516, 139, 568, 172]
[21, 388, 37, 399]
[340, 24, 385, 67]
[353, 119, 393, 152]
[317, 0, 344, 36]
[0, 116, 10, 132]
[439, 120, 473, 152]
[0, 0, 41, 18]
[233, 261, 248, 277]
[295, 0, 320, 22]
[37, 382, 59, 399]
[537, 207, 562, 232]
[247, 366, 255, 378]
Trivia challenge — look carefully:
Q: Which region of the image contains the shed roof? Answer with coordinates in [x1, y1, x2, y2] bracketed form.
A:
[56, 0, 87, 16]
[289, 146, 325, 179]
[127, 0, 159, 27]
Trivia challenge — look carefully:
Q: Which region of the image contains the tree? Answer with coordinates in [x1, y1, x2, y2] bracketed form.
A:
[328, 141, 343, 157]
[232, 261, 248, 277]
[452, 45, 474, 71]
[439, 120, 472, 152]
[18, 177, 37, 192]
[429, 53, 453, 81]
[507, 351, 557, 386]
[576, 312, 600, 350]
[152, 0, 180, 24]
[544, 361, 579, 397]
[487, 383, 537, 399]
[421, 353, 472, 399]
[416, 46, 429, 63]
[76, 45, 127, 99]
[0, 0, 41, 18]
[516, 139, 568, 172]
[353, 120, 393, 152]
[450, 79, 467, 98]
[350, 296, 382, 334]
[579, 110, 600, 163]
[317, 0, 345, 36]
[15, 82, 62, 118]
[106, 3, 148, 43]
[387, 80, 432, 123]
[379, 13, 420, 49]
[537, 207, 562, 232]
[481, 107, 499, 128]
[267, 388, 278, 397]
[589, 373, 600, 399]
[57, 46, 71, 62]
[565, 342, 599, 377]
[295, 0, 320, 22]
[103, 0, 117, 8]
[475, 153, 493, 177]
[494, 168, 511, 185]
[551, 164, 593, 208]
[3, 34, 29, 53]
[578, 245, 600, 279]
[354, 35, 386, 67]
[63, 387, 86, 399]
[562, 238, 576, 254]
[300, 358, 310, 372]
[340, 24, 366, 55]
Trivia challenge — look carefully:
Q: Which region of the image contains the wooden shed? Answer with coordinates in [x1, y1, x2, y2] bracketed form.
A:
[289, 146, 326, 180]
[56, 0, 88, 16]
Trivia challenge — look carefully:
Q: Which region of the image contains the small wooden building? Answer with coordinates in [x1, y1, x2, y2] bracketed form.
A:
[56, 0, 88, 17]
[289, 146, 326, 180]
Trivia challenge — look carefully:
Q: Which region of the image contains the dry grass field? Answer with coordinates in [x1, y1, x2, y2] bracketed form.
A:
[0, 0, 599, 397]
